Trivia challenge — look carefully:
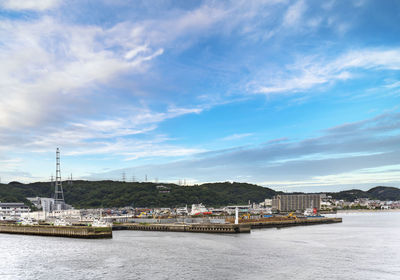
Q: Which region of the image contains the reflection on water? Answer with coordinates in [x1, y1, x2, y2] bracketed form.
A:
[0, 212, 399, 280]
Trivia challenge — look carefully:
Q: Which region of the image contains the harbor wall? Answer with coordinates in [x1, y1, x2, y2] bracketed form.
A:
[0, 224, 112, 239]
[114, 223, 251, 233]
[247, 217, 342, 228]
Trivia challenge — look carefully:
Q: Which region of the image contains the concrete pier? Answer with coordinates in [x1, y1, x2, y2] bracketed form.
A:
[245, 217, 343, 229]
[0, 224, 112, 239]
[113, 217, 341, 234]
[114, 223, 251, 233]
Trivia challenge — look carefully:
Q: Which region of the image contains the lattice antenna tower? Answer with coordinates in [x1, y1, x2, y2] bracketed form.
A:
[68, 173, 73, 186]
[54, 148, 65, 204]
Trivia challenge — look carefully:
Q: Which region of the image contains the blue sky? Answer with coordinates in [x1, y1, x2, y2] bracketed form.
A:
[0, 0, 400, 192]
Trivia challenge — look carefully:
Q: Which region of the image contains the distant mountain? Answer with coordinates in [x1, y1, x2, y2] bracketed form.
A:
[327, 186, 400, 201]
[367, 186, 400, 201]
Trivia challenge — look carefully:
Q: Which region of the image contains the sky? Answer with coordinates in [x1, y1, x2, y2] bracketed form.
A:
[0, 0, 400, 192]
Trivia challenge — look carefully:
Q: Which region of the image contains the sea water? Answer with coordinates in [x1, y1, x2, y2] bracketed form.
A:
[0, 212, 399, 280]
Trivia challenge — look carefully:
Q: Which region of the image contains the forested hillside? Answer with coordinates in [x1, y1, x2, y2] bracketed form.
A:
[0, 181, 277, 208]
[1, 181, 398, 208]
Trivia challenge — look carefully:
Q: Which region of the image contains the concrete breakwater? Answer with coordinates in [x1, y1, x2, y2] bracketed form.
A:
[113, 223, 251, 233]
[0, 224, 112, 239]
[246, 217, 343, 229]
[114, 217, 342, 234]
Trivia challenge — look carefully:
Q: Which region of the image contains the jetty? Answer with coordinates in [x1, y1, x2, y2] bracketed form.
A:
[113, 217, 342, 233]
[113, 223, 251, 233]
[0, 224, 112, 239]
[243, 217, 342, 229]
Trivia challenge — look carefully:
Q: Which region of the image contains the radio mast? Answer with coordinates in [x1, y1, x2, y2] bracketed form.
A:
[54, 148, 65, 209]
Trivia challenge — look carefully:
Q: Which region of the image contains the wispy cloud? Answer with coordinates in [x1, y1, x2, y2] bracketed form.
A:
[92, 111, 400, 187]
[221, 133, 253, 141]
[0, 0, 61, 11]
[252, 48, 400, 94]
[282, 0, 306, 27]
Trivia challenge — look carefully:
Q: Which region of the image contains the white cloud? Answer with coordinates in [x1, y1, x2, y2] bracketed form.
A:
[267, 164, 400, 188]
[0, 11, 209, 164]
[282, 0, 306, 27]
[221, 133, 253, 141]
[253, 48, 400, 94]
[385, 81, 400, 89]
[0, 17, 164, 130]
[92, 111, 400, 187]
[0, 0, 60, 11]
[0, 158, 23, 170]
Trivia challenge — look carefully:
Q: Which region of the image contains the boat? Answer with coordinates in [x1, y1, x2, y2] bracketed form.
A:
[304, 208, 323, 218]
[190, 203, 209, 215]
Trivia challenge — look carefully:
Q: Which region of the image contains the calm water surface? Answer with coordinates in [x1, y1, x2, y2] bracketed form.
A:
[0, 212, 399, 280]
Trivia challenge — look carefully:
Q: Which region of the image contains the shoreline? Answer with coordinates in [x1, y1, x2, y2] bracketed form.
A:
[336, 209, 400, 213]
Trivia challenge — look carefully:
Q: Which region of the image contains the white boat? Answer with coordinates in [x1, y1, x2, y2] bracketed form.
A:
[304, 207, 323, 217]
[304, 208, 314, 216]
[190, 203, 209, 215]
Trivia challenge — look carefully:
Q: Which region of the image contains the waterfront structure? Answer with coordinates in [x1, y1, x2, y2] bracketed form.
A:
[0, 202, 30, 219]
[223, 205, 250, 215]
[272, 194, 321, 212]
[176, 206, 189, 215]
[27, 197, 55, 212]
[260, 199, 272, 207]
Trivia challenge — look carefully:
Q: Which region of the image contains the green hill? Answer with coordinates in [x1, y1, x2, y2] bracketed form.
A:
[327, 186, 400, 201]
[1, 181, 398, 208]
[367, 186, 400, 201]
[0, 181, 277, 208]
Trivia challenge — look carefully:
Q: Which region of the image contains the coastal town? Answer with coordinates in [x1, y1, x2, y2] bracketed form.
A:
[0, 190, 398, 226]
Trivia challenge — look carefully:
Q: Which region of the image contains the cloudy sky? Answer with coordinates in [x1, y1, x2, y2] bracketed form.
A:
[0, 0, 400, 191]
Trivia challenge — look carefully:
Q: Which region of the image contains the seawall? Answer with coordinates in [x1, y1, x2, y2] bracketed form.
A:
[246, 217, 343, 229]
[0, 224, 112, 239]
[113, 223, 251, 233]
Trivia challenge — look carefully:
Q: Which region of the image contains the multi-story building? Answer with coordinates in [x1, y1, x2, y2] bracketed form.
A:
[0, 202, 30, 218]
[27, 197, 55, 212]
[27, 197, 71, 212]
[272, 194, 321, 212]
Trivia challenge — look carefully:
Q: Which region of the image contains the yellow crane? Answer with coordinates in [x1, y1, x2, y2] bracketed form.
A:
[287, 212, 297, 219]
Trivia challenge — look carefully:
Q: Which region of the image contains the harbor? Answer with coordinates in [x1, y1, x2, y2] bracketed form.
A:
[0, 215, 341, 238]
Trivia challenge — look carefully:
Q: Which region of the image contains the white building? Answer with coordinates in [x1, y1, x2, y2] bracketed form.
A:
[223, 205, 250, 215]
[27, 197, 72, 212]
[27, 197, 55, 212]
[0, 202, 30, 219]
